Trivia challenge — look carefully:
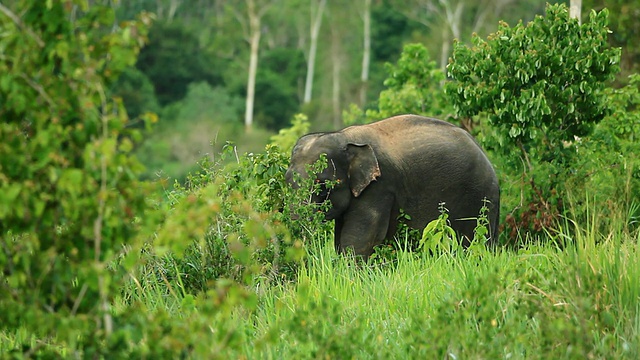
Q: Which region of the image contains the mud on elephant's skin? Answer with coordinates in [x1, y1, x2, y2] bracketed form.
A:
[285, 114, 500, 259]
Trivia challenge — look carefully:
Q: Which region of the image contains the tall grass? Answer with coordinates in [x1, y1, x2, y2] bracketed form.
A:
[210, 214, 640, 359]
[0, 202, 610, 358]
[104, 199, 640, 359]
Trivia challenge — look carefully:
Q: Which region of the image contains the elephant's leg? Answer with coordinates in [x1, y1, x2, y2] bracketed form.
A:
[338, 194, 394, 258]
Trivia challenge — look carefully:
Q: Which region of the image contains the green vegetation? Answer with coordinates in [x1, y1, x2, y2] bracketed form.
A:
[231, 227, 640, 359]
[0, 1, 156, 356]
[446, 4, 629, 240]
[1, 1, 640, 358]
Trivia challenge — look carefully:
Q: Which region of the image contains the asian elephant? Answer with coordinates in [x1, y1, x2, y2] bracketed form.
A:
[285, 114, 500, 258]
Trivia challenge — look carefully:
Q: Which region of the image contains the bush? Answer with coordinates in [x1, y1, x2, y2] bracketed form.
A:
[566, 74, 640, 235]
[0, 2, 155, 356]
[446, 4, 621, 241]
[147, 142, 332, 295]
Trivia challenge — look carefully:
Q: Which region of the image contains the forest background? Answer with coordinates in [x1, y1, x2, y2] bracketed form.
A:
[108, 0, 638, 181]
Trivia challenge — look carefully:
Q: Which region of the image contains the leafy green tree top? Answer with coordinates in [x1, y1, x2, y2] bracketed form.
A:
[446, 4, 620, 166]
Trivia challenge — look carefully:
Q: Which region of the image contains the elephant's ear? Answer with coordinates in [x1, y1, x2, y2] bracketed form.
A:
[347, 143, 381, 197]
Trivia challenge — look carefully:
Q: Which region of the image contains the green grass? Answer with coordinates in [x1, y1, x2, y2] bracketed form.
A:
[164, 217, 638, 359]
[3, 215, 639, 358]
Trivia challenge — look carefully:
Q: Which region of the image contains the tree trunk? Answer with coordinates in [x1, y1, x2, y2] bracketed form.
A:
[331, 26, 342, 129]
[472, 0, 515, 34]
[155, 0, 164, 19]
[245, 0, 261, 131]
[570, 0, 581, 24]
[439, 28, 450, 73]
[303, 0, 327, 104]
[439, 0, 462, 71]
[359, 0, 371, 107]
[167, 0, 181, 22]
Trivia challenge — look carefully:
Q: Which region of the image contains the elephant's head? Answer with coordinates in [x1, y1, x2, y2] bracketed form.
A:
[285, 132, 381, 220]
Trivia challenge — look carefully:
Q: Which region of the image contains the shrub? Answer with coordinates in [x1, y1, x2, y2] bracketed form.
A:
[148, 141, 332, 295]
[446, 4, 621, 241]
[567, 74, 640, 235]
[0, 2, 154, 356]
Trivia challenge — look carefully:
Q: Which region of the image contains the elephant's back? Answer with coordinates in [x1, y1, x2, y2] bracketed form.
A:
[343, 113, 454, 130]
[343, 114, 472, 147]
[343, 115, 484, 167]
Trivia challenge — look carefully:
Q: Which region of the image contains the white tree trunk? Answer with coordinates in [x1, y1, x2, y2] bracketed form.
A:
[397, 0, 514, 71]
[359, 0, 371, 107]
[472, 0, 515, 34]
[570, 0, 582, 24]
[332, 27, 342, 129]
[439, 0, 462, 71]
[167, 0, 181, 21]
[440, 28, 450, 76]
[303, 0, 327, 104]
[245, 0, 261, 131]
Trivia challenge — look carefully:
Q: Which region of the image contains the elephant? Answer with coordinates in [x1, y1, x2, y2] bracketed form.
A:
[285, 114, 500, 258]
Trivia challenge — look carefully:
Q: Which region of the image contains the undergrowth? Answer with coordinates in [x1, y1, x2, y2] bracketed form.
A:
[230, 216, 640, 359]
[113, 185, 640, 359]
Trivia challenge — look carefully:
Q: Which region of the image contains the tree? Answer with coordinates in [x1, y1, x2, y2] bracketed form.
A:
[136, 20, 224, 106]
[570, 0, 582, 23]
[303, 0, 327, 104]
[447, 4, 620, 166]
[114, 0, 222, 23]
[390, 0, 516, 71]
[359, 0, 372, 107]
[366, 0, 424, 107]
[155, 0, 182, 21]
[374, 43, 448, 119]
[110, 67, 160, 120]
[446, 3, 620, 237]
[330, 10, 344, 129]
[0, 1, 154, 355]
[583, 0, 640, 80]
[230, 0, 278, 131]
[255, 48, 305, 130]
[342, 43, 450, 126]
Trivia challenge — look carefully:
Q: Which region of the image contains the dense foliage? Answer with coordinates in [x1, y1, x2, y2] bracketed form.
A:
[584, 0, 640, 79]
[447, 5, 620, 166]
[446, 4, 629, 239]
[343, 42, 450, 126]
[135, 21, 224, 106]
[0, 1, 154, 355]
[107, 0, 605, 180]
[52, 0, 635, 182]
